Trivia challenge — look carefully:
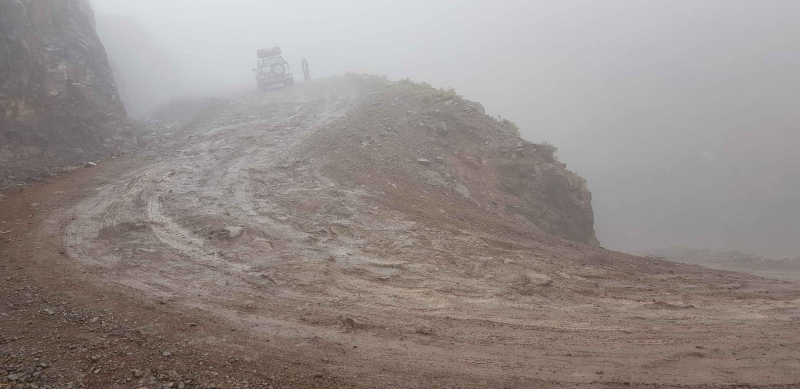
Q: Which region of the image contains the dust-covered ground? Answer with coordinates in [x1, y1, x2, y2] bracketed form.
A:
[643, 247, 800, 283]
[2, 76, 800, 389]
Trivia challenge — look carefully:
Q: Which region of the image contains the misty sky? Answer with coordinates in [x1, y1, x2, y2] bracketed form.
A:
[90, 0, 800, 259]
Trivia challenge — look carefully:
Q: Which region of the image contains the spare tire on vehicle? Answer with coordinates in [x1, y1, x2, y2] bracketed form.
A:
[271, 64, 286, 76]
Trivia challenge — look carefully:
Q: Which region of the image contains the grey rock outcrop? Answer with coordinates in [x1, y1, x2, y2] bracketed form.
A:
[1, 0, 130, 191]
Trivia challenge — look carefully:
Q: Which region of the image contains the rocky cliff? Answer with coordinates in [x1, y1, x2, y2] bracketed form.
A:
[0, 0, 130, 191]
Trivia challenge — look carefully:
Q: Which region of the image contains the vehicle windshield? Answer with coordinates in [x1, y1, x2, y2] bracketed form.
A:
[260, 56, 284, 68]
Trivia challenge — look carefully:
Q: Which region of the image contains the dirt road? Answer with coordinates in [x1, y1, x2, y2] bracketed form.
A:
[2, 76, 800, 389]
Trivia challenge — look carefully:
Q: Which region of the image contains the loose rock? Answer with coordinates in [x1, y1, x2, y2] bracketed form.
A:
[525, 272, 553, 286]
[224, 226, 243, 238]
[435, 121, 449, 136]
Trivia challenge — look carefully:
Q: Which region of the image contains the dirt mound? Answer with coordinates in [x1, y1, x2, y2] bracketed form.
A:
[0, 0, 135, 193]
[308, 74, 599, 245]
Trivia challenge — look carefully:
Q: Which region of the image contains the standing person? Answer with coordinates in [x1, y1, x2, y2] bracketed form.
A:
[301, 58, 310, 83]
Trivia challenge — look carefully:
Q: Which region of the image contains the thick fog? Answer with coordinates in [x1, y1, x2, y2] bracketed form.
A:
[91, 0, 800, 259]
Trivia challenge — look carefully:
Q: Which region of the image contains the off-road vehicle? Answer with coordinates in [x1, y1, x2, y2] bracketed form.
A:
[253, 46, 294, 90]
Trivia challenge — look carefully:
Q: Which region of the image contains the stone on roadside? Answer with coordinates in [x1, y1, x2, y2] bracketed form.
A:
[224, 226, 243, 238]
[512, 272, 553, 295]
[416, 158, 431, 166]
[84, 162, 97, 167]
[525, 272, 553, 286]
[162, 351, 172, 357]
[340, 315, 365, 329]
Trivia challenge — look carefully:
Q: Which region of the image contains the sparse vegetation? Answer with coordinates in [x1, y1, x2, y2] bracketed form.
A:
[537, 141, 559, 163]
[396, 78, 462, 103]
[501, 119, 521, 137]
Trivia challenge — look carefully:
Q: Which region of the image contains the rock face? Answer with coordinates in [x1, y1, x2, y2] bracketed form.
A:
[0, 0, 128, 189]
[496, 148, 600, 246]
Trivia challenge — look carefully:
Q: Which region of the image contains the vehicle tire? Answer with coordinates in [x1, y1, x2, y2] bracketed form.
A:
[271, 64, 286, 76]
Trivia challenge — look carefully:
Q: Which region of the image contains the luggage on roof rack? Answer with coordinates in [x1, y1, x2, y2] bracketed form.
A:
[257, 46, 282, 58]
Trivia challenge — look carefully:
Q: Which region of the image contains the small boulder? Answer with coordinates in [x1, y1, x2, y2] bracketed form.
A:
[511, 272, 553, 295]
[526, 272, 553, 286]
[224, 226, 243, 238]
[435, 121, 449, 136]
[460, 154, 483, 170]
[416, 158, 431, 166]
[340, 315, 366, 329]
[469, 102, 486, 113]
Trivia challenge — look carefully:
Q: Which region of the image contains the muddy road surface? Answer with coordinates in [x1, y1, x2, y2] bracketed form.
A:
[2, 77, 800, 389]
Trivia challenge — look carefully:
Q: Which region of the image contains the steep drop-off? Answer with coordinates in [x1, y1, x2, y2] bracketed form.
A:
[95, 14, 184, 119]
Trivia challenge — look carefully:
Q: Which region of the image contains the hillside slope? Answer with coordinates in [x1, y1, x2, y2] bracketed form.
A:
[311, 75, 599, 245]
